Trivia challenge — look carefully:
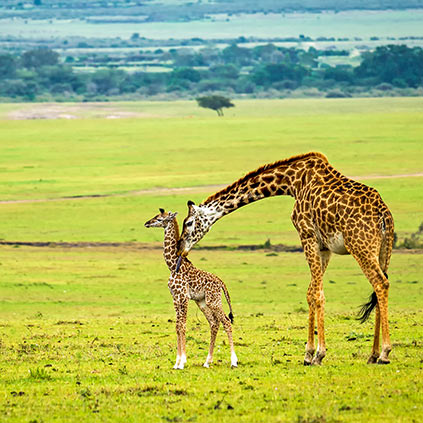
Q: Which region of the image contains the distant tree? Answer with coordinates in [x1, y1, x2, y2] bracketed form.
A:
[324, 65, 353, 83]
[196, 95, 234, 116]
[21, 48, 59, 69]
[251, 63, 308, 86]
[170, 67, 201, 83]
[0, 54, 17, 79]
[90, 69, 125, 95]
[209, 64, 239, 79]
[222, 44, 251, 66]
[37, 64, 84, 93]
[4, 80, 38, 100]
[355, 45, 423, 87]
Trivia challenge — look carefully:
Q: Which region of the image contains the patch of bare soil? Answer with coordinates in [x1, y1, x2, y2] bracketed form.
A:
[0, 240, 419, 254]
[0, 240, 158, 250]
[0, 185, 227, 204]
[9, 105, 78, 120]
[7, 103, 157, 120]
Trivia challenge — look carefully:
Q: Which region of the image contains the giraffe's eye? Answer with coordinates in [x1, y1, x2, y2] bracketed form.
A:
[186, 221, 193, 227]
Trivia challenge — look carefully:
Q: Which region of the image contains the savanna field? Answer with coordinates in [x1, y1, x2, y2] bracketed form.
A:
[0, 98, 422, 422]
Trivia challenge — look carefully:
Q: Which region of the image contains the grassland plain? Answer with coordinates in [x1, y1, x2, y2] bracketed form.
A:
[0, 98, 422, 245]
[2, 9, 423, 40]
[0, 97, 423, 422]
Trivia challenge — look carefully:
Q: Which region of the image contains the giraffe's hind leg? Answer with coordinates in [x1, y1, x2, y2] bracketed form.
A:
[367, 303, 381, 364]
[304, 283, 316, 365]
[206, 295, 237, 368]
[197, 299, 219, 368]
[352, 253, 391, 364]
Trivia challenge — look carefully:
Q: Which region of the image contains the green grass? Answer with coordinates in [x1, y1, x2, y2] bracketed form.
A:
[0, 97, 422, 422]
[0, 246, 422, 422]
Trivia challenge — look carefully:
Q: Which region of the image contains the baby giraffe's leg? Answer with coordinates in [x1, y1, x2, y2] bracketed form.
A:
[208, 300, 237, 368]
[174, 324, 181, 370]
[197, 299, 219, 368]
[173, 298, 188, 370]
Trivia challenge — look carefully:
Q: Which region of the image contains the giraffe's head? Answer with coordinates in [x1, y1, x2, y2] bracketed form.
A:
[144, 208, 178, 229]
[177, 200, 214, 256]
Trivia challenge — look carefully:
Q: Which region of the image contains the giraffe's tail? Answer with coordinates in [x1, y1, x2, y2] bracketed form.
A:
[357, 291, 378, 324]
[221, 282, 234, 324]
[379, 208, 394, 275]
[358, 207, 394, 324]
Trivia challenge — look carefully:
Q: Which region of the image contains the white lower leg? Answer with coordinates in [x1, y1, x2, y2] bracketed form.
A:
[231, 351, 238, 367]
[203, 354, 213, 368]
[176, 354, 187, 370]
[173, 355, 180, 370]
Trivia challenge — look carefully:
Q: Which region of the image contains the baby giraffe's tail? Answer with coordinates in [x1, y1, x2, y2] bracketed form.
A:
[221, 282, 234, 323]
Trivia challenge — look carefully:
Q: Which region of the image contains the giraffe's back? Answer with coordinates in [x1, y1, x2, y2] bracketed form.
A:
[304, 173, 393, 256]
[169, 261, 224, 302]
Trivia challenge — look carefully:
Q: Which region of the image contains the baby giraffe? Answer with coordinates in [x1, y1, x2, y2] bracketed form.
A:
[144, 209, 238, 370]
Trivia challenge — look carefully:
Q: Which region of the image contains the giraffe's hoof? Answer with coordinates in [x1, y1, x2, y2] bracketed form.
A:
[231, 363, 238, 369]
[203, 362, 210, 368]
[377, 358, 390, 365]
[311, 353, 325, 366]
[304, 352, 314, 366]
[367, 355, 379, 364]
[173, 363, 185, 370]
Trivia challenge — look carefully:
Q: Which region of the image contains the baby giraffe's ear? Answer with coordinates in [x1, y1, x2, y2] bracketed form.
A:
[169, 211, 178, 218]
[159, 208, 165, 214]
[187, 200, 195, 207]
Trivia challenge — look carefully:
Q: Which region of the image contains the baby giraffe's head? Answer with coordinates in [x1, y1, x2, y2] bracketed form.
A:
[144, 208, 178, 229]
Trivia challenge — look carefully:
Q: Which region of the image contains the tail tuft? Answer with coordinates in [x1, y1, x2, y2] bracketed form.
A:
[228, 312, 234, 324]
[357, 291, 378, 324]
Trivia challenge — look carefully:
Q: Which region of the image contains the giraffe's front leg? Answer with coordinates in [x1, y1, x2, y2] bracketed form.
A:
[173, 328, 181, 370]
[301, 238, 329, 366]
[311, 289, 326, 366]
[174, 299, 188, 370]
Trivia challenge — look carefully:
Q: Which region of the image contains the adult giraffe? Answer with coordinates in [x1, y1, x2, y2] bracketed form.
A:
[176, 152, 394, 365]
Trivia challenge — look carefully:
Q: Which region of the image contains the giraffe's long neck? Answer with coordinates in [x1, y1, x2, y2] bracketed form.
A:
[163, 218, 181, 273]
[199, 153, 329, 225]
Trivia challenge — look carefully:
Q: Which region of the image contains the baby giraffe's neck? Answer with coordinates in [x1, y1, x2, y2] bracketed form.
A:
[163, 218, 181, 273]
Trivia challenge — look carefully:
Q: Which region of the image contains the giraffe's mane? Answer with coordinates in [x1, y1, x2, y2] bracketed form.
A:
[172, 216, 180, 240]
[203, 152, 328, 205]
[169, 216, 192, 265]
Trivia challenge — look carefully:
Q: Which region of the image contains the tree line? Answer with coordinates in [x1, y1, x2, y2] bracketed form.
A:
[0, 44, 422, 101]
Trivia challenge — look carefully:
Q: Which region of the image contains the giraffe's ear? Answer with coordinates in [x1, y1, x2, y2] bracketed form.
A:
[159, 208, 165, 214]
[187, 200, 195, 207]
[169, 211, 178, 218]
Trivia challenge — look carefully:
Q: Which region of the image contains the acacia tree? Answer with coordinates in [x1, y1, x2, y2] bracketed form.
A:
[196, 95, 235, 116]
